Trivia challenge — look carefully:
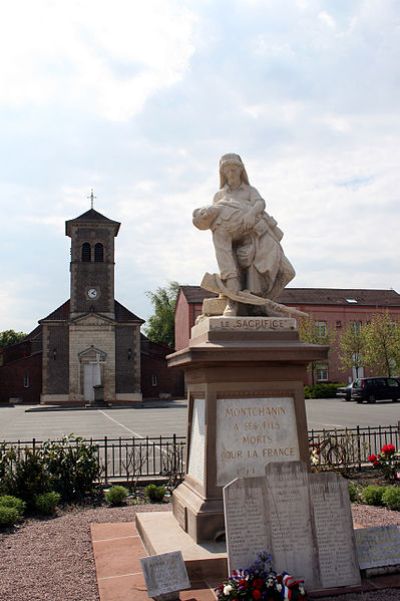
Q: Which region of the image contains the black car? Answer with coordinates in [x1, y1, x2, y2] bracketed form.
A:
[336, 381, 356, 401]
[351, 377, 400, 404]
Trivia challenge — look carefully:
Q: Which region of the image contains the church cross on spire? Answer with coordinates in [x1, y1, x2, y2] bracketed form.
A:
[88, 189, 97, 209]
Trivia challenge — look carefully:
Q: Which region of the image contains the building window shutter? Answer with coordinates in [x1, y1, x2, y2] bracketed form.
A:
[82, 242, 91, 262]
[94, 243, 104, 262]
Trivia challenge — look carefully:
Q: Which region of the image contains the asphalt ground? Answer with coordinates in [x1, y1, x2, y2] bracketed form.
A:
[0, 397, 399, 441]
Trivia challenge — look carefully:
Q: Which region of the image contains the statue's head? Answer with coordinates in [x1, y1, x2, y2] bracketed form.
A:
[219, 153, 249, 188]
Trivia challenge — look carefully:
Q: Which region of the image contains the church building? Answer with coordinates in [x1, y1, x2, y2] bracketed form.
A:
[0, 207, 182, 405]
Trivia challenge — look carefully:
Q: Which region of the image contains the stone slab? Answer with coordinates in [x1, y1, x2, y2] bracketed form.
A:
[216, 397, 300, 486]
[310, 472, 361, 588]
[135, 511, 227, 581]
[223, 464, 361, 592]
[265, 462, 319, 590]
[223, 477, 269, 574]
[140, 551, 190, 599]
[355, 526, 400, 571]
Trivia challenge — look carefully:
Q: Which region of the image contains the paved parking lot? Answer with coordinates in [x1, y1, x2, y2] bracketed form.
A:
[0, 397, 398, 441]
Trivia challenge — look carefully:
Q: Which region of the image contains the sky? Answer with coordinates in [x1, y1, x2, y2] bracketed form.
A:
[1, 0, 400, 333]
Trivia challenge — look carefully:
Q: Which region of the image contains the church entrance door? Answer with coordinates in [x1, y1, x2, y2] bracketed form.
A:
[83, 362, 101, 402]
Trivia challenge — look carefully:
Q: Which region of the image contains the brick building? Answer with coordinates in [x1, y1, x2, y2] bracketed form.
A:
[0, 208, 182, 404]
[175, 285, 400, 384]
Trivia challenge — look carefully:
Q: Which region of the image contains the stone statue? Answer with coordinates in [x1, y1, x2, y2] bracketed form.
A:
[193, 153, 303, 318]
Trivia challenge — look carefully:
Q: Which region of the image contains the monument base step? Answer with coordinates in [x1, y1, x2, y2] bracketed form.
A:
[135, 511, 227, 581]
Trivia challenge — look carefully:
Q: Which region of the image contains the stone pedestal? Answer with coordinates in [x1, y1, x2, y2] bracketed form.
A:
[167, 316, 329, 543]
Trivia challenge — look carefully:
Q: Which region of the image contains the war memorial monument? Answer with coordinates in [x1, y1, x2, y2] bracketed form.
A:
[136, 154, 366, 594]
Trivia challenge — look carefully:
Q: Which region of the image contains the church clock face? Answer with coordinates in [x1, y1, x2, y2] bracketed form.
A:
[87, 287, 99, 300]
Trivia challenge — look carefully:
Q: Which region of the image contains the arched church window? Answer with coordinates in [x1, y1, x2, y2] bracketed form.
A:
[94, 243, 104, 262]
[82, 242, 91, 262]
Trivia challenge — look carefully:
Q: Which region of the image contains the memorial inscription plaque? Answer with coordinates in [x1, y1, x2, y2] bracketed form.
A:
[216, 397, 299, 486]
[223, 462, 361, 592]
[310, 473, 361, 588]
[223, 477, 270, 574]
[265, 462, 318, 589]
[140, 551, 190, 600]
[355, 526, 400, 570]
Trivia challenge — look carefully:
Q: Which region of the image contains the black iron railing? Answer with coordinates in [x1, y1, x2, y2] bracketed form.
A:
[2, 425, 399, 483]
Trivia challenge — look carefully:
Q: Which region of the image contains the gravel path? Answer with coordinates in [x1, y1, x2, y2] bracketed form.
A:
[0, 503, 399, 601]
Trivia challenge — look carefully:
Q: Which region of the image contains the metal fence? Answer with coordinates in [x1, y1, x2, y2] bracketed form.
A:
[308, 424, 400, 470]
[2, 425, 399, 484]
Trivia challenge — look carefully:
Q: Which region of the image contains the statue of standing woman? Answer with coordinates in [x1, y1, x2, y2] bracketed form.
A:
[193, 153, 296, 317]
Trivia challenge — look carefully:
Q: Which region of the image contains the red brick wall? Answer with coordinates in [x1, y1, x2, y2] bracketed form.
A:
[0, 353, 42, 404]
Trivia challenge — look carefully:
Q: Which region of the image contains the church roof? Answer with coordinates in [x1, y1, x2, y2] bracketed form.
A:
[39, 299, 144, 323]
[179, 285, 400, 307]
[65, 209, 120, 236]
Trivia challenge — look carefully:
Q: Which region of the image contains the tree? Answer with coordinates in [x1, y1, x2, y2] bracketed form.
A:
[338, 322, 366, 379]
[362, 312, 400, 377]
[298, 317, 336, 384]
[0, 330, 26, 349]
[144, 282, 181, 348]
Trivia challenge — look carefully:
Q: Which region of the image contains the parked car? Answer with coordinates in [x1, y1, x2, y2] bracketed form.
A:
[351, 377, 400, 404]
[336, 381, 356, 402]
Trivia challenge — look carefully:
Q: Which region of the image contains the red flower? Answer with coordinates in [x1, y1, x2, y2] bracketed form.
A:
[253, 578, 264, 589]
[252, 590, 262, 600]
[381, 444, 396, 455]
[238, 579, 248, 589]
[368, 454, 377, 463]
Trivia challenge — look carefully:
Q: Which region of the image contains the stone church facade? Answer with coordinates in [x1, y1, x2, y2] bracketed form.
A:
[0, 208, 182, 405]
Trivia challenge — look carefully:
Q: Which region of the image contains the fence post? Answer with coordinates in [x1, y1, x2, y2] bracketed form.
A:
[173, 433, 177, 475]
[104, 436, 108, 485]
[357, 425, 361, 471]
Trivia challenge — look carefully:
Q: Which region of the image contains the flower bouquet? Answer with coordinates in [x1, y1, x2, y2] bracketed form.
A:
[368, 443, 400, 482]
[215, 552, 307, 601]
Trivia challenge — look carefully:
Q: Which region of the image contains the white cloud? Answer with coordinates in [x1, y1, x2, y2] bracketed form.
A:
[0, 1, 197, 120]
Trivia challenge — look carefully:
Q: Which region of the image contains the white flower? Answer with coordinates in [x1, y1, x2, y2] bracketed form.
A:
[223, 584, 233, 595]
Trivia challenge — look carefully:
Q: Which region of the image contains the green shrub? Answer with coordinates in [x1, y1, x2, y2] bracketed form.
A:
[304, 383, 341, 399]
[0, 495, 26, 518]
[382, 486, 400, 511]
[104, 485, 129, 506]
[347, 482, 359, 503]
[145, 484, 166, 503]
[0, 505, 20, 527]
[42, 435, 103, 502]
[362, 485, 385, 506]
[9, 448, 51, 508]
[34, 491, 61, 516]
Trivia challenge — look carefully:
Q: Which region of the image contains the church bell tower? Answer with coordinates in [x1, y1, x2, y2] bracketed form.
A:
[66, 207, 120, 319]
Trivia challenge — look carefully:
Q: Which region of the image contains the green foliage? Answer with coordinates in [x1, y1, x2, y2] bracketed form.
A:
[363, 312, 400, 377]
[362, 485, 385, 506]
[0, 443, 16, 494]
[41, 435, 102, 502]
[338, 322, 365, 377]
[9, 448, 50, 508]
[0, 435, 102, 506]
[304, 383, 341, 399]
[34, 491, 61, 516]
[382, 486, 400, 511]
[145, 483, 166, 503]
[0, 495, 26, 518]
[0, 505, 20, 527]
[347, 481, 360, 503]
[104, 485, 129, 506]
[0, 329, 27, 348]
[144, 281, 180, 348]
